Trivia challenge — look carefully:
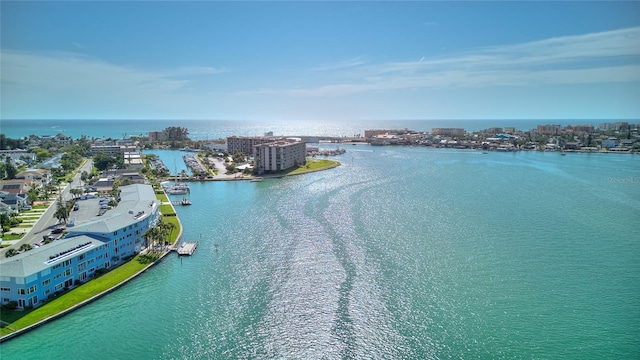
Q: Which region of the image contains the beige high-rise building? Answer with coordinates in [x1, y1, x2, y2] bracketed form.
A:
[254, 140, 306, 174]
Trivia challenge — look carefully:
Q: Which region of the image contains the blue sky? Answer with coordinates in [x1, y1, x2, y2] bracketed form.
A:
[1, 1, 639, 121]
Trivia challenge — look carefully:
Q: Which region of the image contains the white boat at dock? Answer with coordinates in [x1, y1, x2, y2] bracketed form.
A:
[164, 182, 190, 194]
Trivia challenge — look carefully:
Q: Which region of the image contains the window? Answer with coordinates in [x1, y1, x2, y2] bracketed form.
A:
[18, 288, 25, 295]
[64, 269, 72, 276]
[78, 253, 86, 261]
[55, 283, 63, 291]
[28, 285, 37, 294]
[63, 259, 71, 267]
[42, 279, 51, 286]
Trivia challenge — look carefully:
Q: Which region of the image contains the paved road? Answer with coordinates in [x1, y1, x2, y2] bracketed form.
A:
[1, 159, 93, 254]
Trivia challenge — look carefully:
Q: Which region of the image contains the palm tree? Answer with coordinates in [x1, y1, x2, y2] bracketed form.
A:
[54, 197, 69, 225]
[165, 222, 176, 244]
[70, 188, 83, 200]
[27, 183, 41, 204]
[0, 213, 10, 236]
[143, 227, 161, 253]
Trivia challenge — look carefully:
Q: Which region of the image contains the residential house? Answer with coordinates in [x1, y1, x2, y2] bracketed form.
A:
[15, 169, 52, 187]
[0, 193, 29, 210]
[0, 180, 32, 195]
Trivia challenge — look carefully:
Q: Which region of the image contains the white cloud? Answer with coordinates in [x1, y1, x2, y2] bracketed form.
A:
[167, 66, 230, 77]
[310, 56, 367, 72]
[244, 26, 640, 97]
[1, 50, 190, 92]
[0, 50, 230, 118]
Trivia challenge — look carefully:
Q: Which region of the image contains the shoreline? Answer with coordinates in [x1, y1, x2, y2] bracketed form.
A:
[0, 194, 184, 343]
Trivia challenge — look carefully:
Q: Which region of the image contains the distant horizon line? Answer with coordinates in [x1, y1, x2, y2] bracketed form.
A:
[4, 118, 639, 122]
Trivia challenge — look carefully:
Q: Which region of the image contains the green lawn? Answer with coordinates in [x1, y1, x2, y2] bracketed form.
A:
[0, 192, 184, 339]
[159, 204, 175, 215]
[156, 193, 169, 203]
[287, 159, 340, 175]
[0, 257, 148, 337]
[0, 233, 24, 241]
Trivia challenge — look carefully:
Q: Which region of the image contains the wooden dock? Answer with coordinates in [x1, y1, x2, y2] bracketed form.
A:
[175, 242, 198, 256]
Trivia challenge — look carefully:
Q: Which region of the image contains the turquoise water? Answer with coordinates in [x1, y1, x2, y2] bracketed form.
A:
[1, 147, 639, 359]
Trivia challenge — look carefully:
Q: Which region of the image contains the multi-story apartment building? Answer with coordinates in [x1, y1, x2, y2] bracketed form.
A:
[253, 140, 306, 174]
[0, 184, 160, 309]
[148, 131, 167, 142]
[536, 124, 563, 135]
[90, 145, 137, 157]
[431, 128, 465, 137]
[226, 136, 276, 154]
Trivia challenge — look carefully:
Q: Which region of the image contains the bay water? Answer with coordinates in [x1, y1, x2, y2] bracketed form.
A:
[1, 145, 639, 359]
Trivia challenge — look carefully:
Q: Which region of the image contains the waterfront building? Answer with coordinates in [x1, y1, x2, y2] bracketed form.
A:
[0, 184, 160, 309]
[253, 140, 306, 174]
[612, 122, 630, 131]
[431, 128, 465, 137]
[124, 151, 144, 170]
[227, 136, 276, 154]
[90, 145, 137, 158]
[565, 124, 594, 134]
[536, 124, 563, 135]
[483, 127, 503, 135]
[364, 129, 412, 139]
[370, 134, 400, 145]
[148, 131, 167, 142]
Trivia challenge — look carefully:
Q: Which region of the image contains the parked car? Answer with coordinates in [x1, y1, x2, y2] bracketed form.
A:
[51, 227, 65, 234]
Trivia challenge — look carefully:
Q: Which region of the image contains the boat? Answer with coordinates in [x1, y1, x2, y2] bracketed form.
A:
[250, 177, 263, 182]
[164, 182, 190, 194]
[164, 159, 191, 194]
[181, 198, 192, 206]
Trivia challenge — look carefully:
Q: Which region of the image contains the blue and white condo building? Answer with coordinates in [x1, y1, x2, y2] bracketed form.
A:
[0, 184, 160, 309]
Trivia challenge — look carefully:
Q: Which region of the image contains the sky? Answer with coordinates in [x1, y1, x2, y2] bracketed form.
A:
[1, 1, 639, 121]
